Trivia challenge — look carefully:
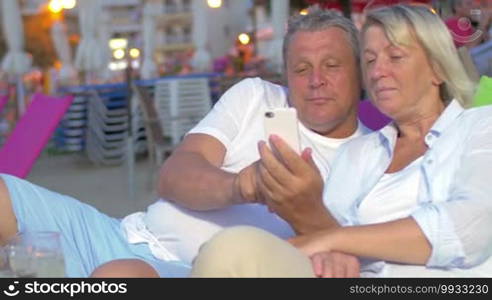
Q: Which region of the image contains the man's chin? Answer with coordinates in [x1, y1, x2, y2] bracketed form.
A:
[304, 120, 338, 135]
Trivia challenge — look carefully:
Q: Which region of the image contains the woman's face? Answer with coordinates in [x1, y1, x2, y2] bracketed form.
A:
[362, 25, 442, 121]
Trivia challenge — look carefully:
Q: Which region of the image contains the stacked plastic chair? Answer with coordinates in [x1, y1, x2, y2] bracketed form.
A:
[54, 90, 88, 152]
[154, 77, 212, 146]
[85, 88, 130, 165]
[84, 85, 147, 165]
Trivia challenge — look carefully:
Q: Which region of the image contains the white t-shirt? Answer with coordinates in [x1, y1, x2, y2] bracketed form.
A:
[357, 157, 422, 225]
[122, 78, 370, 265]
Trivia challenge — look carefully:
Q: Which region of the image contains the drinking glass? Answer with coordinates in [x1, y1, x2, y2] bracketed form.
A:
[7, 231, 65, 277]
[0, 246, 14, 278]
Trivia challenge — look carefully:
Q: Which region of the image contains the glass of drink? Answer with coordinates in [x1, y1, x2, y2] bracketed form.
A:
[7, 231, 65, 278]
[0, 246, 14, 278]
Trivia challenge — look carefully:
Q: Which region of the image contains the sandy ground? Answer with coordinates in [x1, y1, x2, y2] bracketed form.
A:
[26, 152, 159, 218]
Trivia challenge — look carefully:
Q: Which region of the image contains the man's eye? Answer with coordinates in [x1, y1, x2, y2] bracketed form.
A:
[390, 56, 403, 61]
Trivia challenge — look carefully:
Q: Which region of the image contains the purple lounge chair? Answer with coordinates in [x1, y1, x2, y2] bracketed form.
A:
[0, 93, 74, 178]
[358, 100, 391, 131]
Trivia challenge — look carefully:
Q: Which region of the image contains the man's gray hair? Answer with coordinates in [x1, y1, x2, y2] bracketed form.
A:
[282, 6, 360, 71]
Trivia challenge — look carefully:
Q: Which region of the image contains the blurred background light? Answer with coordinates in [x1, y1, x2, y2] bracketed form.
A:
[207, 0, 222, 9]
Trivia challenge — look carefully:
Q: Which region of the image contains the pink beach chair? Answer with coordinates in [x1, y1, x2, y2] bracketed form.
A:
[0, 93, 74, 178]
[358, 100, 391, 131]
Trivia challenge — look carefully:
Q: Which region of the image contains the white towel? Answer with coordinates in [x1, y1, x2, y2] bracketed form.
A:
[121, 212, 180, 262]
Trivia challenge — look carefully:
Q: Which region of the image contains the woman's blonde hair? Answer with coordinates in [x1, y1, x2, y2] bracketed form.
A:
[361, 4, 476, 107]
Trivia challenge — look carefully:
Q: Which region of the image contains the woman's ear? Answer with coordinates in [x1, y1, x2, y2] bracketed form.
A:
[430, 63, 444, 86]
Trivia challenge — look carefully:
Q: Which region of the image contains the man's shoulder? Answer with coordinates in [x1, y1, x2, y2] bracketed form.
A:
[230, 77, 283, 90]
[230, 77, 288, 108]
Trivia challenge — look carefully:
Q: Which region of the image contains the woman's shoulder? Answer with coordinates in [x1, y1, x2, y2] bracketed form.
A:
[461, 105, 492, 125]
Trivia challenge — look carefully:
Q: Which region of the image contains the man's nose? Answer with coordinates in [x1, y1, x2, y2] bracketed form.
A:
[309, 70, 326, 88]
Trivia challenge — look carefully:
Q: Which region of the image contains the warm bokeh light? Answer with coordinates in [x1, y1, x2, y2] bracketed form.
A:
[113, 49, 126, 60]
[129, 48, 140, 59]
[48, 0, 64, 14]
[109, 38, 128, 50]
[238, 33, 251, 45]
[300, 8, 309, 15]
[62, 0, 77, 9]
[108, 61, 128, 71]
[207, 0, 222, 9]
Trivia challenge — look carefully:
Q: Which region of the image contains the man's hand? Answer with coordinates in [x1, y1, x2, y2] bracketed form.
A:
[310, 252, 360, 278]
[256, 135, 335, 234]
[232, 160, 263, 204]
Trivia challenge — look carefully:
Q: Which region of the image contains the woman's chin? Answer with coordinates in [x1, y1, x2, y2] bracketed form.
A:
[371, 99, 399, 118]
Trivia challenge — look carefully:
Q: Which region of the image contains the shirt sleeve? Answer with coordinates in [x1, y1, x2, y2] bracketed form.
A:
[411, 115, 492, 269]
[187, 78, 258, 150]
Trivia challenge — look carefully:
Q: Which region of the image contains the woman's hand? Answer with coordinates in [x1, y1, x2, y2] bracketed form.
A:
[288, 229, 336, 257]
[256, 136, 335, 234]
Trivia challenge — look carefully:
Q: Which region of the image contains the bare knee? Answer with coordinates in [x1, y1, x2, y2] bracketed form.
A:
[91, 259, 159, 278]
[0, 177, 18, 245]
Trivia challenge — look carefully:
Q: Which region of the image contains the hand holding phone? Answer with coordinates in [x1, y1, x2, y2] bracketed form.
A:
[264, 107, 300, 154]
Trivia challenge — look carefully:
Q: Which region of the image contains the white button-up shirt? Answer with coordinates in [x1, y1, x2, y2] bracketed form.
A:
[324, 100, 492, 271]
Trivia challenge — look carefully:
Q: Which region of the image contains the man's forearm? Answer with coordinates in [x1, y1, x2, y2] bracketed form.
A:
[158, 152, 238, 211]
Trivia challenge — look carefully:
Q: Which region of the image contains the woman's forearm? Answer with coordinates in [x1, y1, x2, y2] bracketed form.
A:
[292, 217, 432, 265]
[330, 217, 432, 265]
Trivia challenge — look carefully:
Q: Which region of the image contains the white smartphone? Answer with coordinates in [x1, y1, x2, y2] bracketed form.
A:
[264, 107, 301, 154]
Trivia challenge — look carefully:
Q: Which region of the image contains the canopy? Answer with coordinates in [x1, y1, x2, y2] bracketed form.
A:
[75, 0, 105, 74]
[0, 0, 31, 76]
[51, 21, 76, 82]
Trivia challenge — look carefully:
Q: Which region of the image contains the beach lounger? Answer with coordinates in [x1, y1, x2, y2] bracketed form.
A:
[0, 93, 74, 178]
[358, 100, 391, 130]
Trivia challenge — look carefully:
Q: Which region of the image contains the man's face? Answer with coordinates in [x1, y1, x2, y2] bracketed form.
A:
[286, 28, 360, 138]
